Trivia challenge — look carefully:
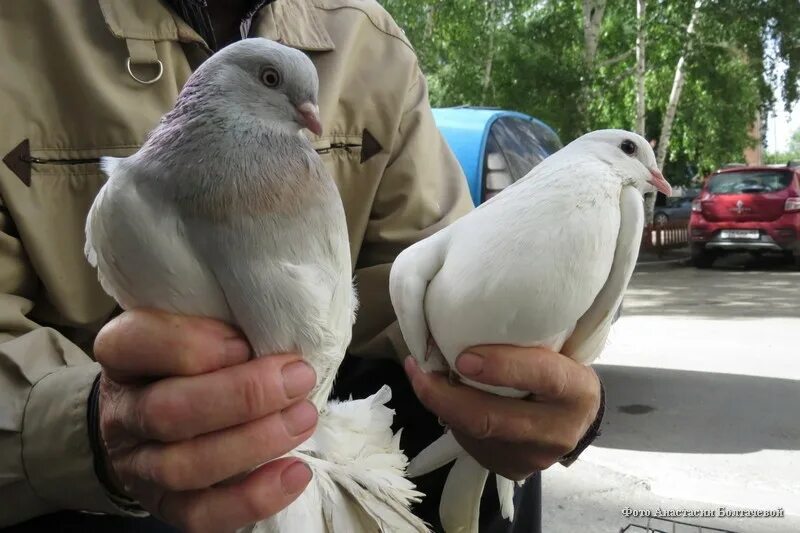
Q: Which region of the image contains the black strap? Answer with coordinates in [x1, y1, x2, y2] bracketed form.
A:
[558, 379, 606, 467]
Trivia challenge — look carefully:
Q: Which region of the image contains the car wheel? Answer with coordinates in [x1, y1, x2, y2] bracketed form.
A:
[654, 213, 669, 226]
[691, 245, 715, 269]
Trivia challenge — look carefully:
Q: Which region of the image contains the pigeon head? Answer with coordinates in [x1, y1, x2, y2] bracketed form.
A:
[577, 130, 672, 197]
[182, 38, 322, 136]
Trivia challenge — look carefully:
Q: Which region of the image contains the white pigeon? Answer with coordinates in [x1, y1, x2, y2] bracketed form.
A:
[85, 38, 426, 533]
[389, 130, 672, 532]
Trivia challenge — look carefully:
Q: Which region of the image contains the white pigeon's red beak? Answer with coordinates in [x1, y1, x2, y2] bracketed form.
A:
[648, 169, 672, 196]
[296, 102, 322, 136]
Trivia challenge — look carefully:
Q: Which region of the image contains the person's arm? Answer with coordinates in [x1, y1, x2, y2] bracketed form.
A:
[0, 201, 134, 526]
[348, 64, 474, 362]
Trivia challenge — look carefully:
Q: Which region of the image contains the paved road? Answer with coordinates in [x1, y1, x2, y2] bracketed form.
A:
[542, 254, 800, 533]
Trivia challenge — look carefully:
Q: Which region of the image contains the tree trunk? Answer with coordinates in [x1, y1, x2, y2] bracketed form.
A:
[646, 0, 702, 223]
[582, 0, 606, 67]
[577, 0, 607, 132]
[480, 1, 495, 105]
[423, 3, 436, 41]
[656, 0, 703, 169]
[635, 0, 646, 136]
[636, 0, 655, 223]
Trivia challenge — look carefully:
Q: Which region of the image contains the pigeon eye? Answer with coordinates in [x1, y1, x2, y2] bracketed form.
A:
[260, 67, 281, 88]
[620, 139, 637, 156]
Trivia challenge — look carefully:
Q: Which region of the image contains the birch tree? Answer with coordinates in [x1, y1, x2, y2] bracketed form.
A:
[656, 0, 704, 170]
[641, 0, 702, 223]
[578, 0, 607, 132]
[480, 0, 497, 104]
[384, 0, 800, 179]
[635, 0, 657, 223]
[634, 0, 646, 136]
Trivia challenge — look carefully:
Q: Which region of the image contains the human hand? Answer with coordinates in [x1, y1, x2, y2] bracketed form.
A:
[405, 345, 601, 481]
[93, 309, 318, 532]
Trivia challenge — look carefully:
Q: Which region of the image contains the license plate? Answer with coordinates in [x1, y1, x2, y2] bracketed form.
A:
[720, 230, 760, 239]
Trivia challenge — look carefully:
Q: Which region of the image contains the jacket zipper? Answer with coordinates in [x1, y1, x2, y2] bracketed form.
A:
[27, 145, 359, 161]
[22, 155, 101, 165]
[315, 142, 361, 155]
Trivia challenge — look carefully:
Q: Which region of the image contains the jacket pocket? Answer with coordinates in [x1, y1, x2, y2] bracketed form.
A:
[2, 139, 140, 186]
[0, 140, 137, 326]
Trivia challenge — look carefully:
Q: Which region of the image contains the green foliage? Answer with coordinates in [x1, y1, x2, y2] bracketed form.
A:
[764, 128, 800, 165]
[381, 0, 800, 178]
[790, 128, 800, 154]
[764, 152, 800, 165]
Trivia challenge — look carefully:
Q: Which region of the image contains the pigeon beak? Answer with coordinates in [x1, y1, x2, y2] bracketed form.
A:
[647, 168, 672, 196]
[296, 102, 322, 136]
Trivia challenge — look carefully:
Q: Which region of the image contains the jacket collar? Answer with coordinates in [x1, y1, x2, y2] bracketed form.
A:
[98, 0, 335, 51]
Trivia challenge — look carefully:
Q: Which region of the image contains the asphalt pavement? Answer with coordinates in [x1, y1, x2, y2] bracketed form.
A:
[542, 253, 800, 533]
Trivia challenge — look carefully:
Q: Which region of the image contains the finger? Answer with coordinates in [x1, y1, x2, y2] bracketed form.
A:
[117, 400, 317, 491]
[115, 355, 315, 441]
[454, 345, 591, 402]
[158, 458, 312, 532]
[453, 434, 557, 481]
[95, 309, 251, 382]
[406, 357, 584, 447]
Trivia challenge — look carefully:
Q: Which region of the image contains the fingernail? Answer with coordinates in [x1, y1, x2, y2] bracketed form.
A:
[224, 338, 251, 363]
[281, 400, 318, 436]
[281, 461, 312, 494]
[404, 356, 418, 377]
[281, 361, 316, 398]
[456, 352, 484, 376]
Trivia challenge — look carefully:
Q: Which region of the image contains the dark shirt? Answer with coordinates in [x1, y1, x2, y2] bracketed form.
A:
[163, 0, 272, 51]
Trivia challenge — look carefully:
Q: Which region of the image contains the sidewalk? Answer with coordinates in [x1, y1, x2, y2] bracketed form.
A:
[636, 245, 690, 267]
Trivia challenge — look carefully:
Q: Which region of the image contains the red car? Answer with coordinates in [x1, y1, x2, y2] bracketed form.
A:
[688, 164, 800, 268]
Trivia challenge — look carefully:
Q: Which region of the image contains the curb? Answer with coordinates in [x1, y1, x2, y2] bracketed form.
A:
[635, 256, 690, 268]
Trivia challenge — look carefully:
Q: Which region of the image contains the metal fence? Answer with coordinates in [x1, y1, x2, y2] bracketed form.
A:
[621, 517, 737, 533]
[641, 221, 689, 258]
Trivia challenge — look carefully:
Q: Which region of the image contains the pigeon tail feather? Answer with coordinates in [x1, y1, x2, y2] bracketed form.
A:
[440, 455, 488, 533]
[246, 386, 429, 533]
[407, 431, 461, 477]
[495, 475, 516, 520]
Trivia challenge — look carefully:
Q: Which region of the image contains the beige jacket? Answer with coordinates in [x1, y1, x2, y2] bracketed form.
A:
[0, 0, 472, 525]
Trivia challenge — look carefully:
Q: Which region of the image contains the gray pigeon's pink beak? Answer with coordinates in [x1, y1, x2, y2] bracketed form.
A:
[296, 102, 322, 136]
[648, 169, 672, 196]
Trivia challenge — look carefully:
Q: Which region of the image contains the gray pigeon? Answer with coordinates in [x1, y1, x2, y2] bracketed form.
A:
[390, 130, 671, 532]
[86, 38, 426, 533]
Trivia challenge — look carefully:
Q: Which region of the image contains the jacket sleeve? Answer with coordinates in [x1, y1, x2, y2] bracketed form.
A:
[0, 203, 141, 526]
[348, 65, 474, 363]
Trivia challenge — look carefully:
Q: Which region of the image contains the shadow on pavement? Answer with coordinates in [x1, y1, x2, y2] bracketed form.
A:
[593, 364, 800, 454]
[624, 254, 800, 320]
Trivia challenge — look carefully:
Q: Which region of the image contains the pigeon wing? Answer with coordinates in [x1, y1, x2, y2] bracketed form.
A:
[389, 229, 451, 369]
[86, 157, 230, 317]
[561, 185, 644, 363]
